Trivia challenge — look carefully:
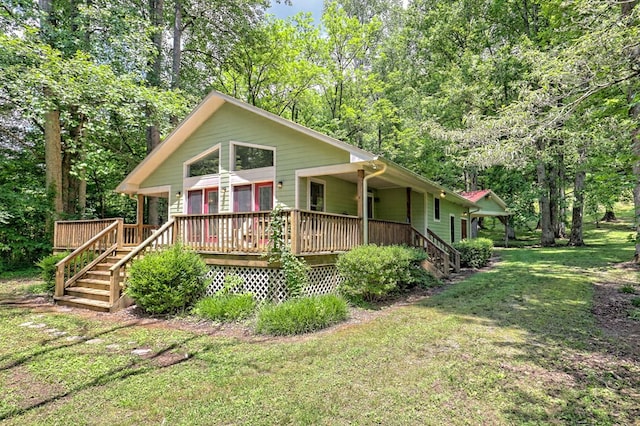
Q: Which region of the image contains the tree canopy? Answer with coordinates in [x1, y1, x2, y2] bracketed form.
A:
[1, 0, 638, 269]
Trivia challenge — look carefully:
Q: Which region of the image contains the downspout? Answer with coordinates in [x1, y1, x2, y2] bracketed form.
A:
[363, 160, 387, 245]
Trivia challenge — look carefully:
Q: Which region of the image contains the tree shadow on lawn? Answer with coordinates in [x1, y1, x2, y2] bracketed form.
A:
[418, 244, 640, 424]
[0, 324, 228, 422]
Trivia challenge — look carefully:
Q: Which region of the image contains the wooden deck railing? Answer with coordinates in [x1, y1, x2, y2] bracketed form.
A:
[174, 212, 275, 254]
[55, 219, 123, 297]
[296, 210, 361, 253]
[411, 228, 450, 277]
[54, 218, 120, 250]
[109, 219, 176, 305]
[123, 224, 159, 246]
[427, 229, 461, 272]
[368, 219, 412, 246]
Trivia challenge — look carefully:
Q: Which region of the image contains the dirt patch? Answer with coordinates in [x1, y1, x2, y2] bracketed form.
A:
[592, 261, 640, 360]
[3, 365, 66, 412]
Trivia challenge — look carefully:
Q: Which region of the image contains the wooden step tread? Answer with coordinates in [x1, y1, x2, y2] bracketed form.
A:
[77, 278, 111, 285]
[67, 287, 110, 296]
[54, 295, 111, 310]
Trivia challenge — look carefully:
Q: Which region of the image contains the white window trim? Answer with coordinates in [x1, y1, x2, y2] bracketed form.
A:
[434, 196, 441, 222]
[183, 143, 221, 178]
[229, 140, 276, 173]
[308, 178, 326, 212]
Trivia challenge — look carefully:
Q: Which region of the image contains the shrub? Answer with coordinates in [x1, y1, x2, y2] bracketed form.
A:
[336, 245, 433, 302]
[37, 252, 69, 293]
[632, 297, 640, 308]
[255, 294, 348, 335]
[126, 244, 207, 315]
[194, 294, 256, 322]
[453, 238, 494, 268]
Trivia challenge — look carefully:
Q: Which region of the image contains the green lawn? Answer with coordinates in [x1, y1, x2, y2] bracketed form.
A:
[1, 219, 639, 425]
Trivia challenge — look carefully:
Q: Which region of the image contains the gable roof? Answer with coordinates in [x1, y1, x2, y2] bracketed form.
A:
[460, 189, 510, 215]
[460, 189, 492, 203]
[116, 91, 376, 193]
[115, 90, 476, 208]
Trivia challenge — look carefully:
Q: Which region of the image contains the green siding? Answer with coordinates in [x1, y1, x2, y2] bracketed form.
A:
[300, 176, 358, 215]
[426, 193, 467, 244]
[411, 191, 425, 233]
[376, 189, 407, 223]
[475, 197, 507, 216]
[140, 103, 351, 215]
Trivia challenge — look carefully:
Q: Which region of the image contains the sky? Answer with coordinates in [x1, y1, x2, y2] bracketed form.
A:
[267, 0, 325, 24]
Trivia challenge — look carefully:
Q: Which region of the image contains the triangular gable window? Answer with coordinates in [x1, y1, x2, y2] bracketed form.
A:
[187, 147, 220, 177]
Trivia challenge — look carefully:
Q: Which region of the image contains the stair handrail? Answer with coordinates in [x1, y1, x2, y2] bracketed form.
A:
[108, 218, 176, 304]
[55, 219, 122, 297]
[426, 228, 461, 272]
[410, 227, 450, 277]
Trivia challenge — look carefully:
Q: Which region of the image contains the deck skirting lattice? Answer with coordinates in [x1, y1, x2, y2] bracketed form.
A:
[204, 264, 341, 302]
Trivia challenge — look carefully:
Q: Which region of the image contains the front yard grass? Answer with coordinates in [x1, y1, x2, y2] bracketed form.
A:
[1, 219, 639, 424]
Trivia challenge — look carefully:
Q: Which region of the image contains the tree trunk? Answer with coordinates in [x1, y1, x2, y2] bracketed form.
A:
[537, 161, 555, 246]
[497, 216, 516, 240]
[471, 217, 479, 238]
[146, 0, 164, 226]
[568, 149, 586, 246]
[44, 108, 63, 217]
[601, 210, 617, 222]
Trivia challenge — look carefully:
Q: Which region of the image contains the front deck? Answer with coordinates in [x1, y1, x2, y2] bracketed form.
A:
[53, 210, 460, 311]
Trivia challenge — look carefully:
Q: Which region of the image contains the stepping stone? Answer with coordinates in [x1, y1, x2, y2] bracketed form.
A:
[28, 323, 47, 329]
[131, 348, 152, 356]
[52, 331, 68, 337]
[18, 322, 34, 327]
[44, 328, 59, 333]
[106, 344, 120, 350]
[85, 338, 104, 345]
[66, 335, 83, 342]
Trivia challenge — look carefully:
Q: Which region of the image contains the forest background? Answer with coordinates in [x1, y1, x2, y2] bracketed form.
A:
[1, 0, 639, 271]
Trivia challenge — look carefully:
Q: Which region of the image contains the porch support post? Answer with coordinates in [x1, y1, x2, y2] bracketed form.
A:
[137, 194, 144, 244]
[406, 187, 412, 224]
[504, 215, 509, 248]
[357, 169, 364, 218]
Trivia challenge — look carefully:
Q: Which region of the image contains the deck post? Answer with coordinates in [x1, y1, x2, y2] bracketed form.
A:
[55, 264, 64, 297]
[357, 169, 364, 218]
[443, 252, 451, 278]
[291, 210, 300, 255]
[137, 194, 144, 244]
[116, 218, 124, 249]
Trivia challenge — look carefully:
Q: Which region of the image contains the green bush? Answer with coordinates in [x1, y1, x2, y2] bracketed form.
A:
[126, 244, 207, 315]
[37, 252, 69, 293]
[453, 238, 494, 268]
[256, 294, 348, 335]
[336, 245, 432, 302]
[194, 293, 256, 322]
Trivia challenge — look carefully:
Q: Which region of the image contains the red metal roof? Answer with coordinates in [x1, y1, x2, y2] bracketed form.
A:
[459, 189, 491, 203]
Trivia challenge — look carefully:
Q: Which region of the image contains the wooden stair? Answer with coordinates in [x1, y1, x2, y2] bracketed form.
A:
[54, 249, 132, 312]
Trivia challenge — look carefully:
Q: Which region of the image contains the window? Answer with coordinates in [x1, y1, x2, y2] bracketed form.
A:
[187, 188, 218, 214]
[188, 150, 219, 177]
[434, 197, 441, 221]
[309, 180, 325, 212]
[450, 215, 456, 243]
[233, 185, 252, 212]
[232, 182, 274, 212]
[255, 182, 273, 211]
[234, 145, 274, 170]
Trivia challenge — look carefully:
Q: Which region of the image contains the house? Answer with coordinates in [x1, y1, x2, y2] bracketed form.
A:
[53, 91, 481, 312]
[460, 189, 512, 243]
